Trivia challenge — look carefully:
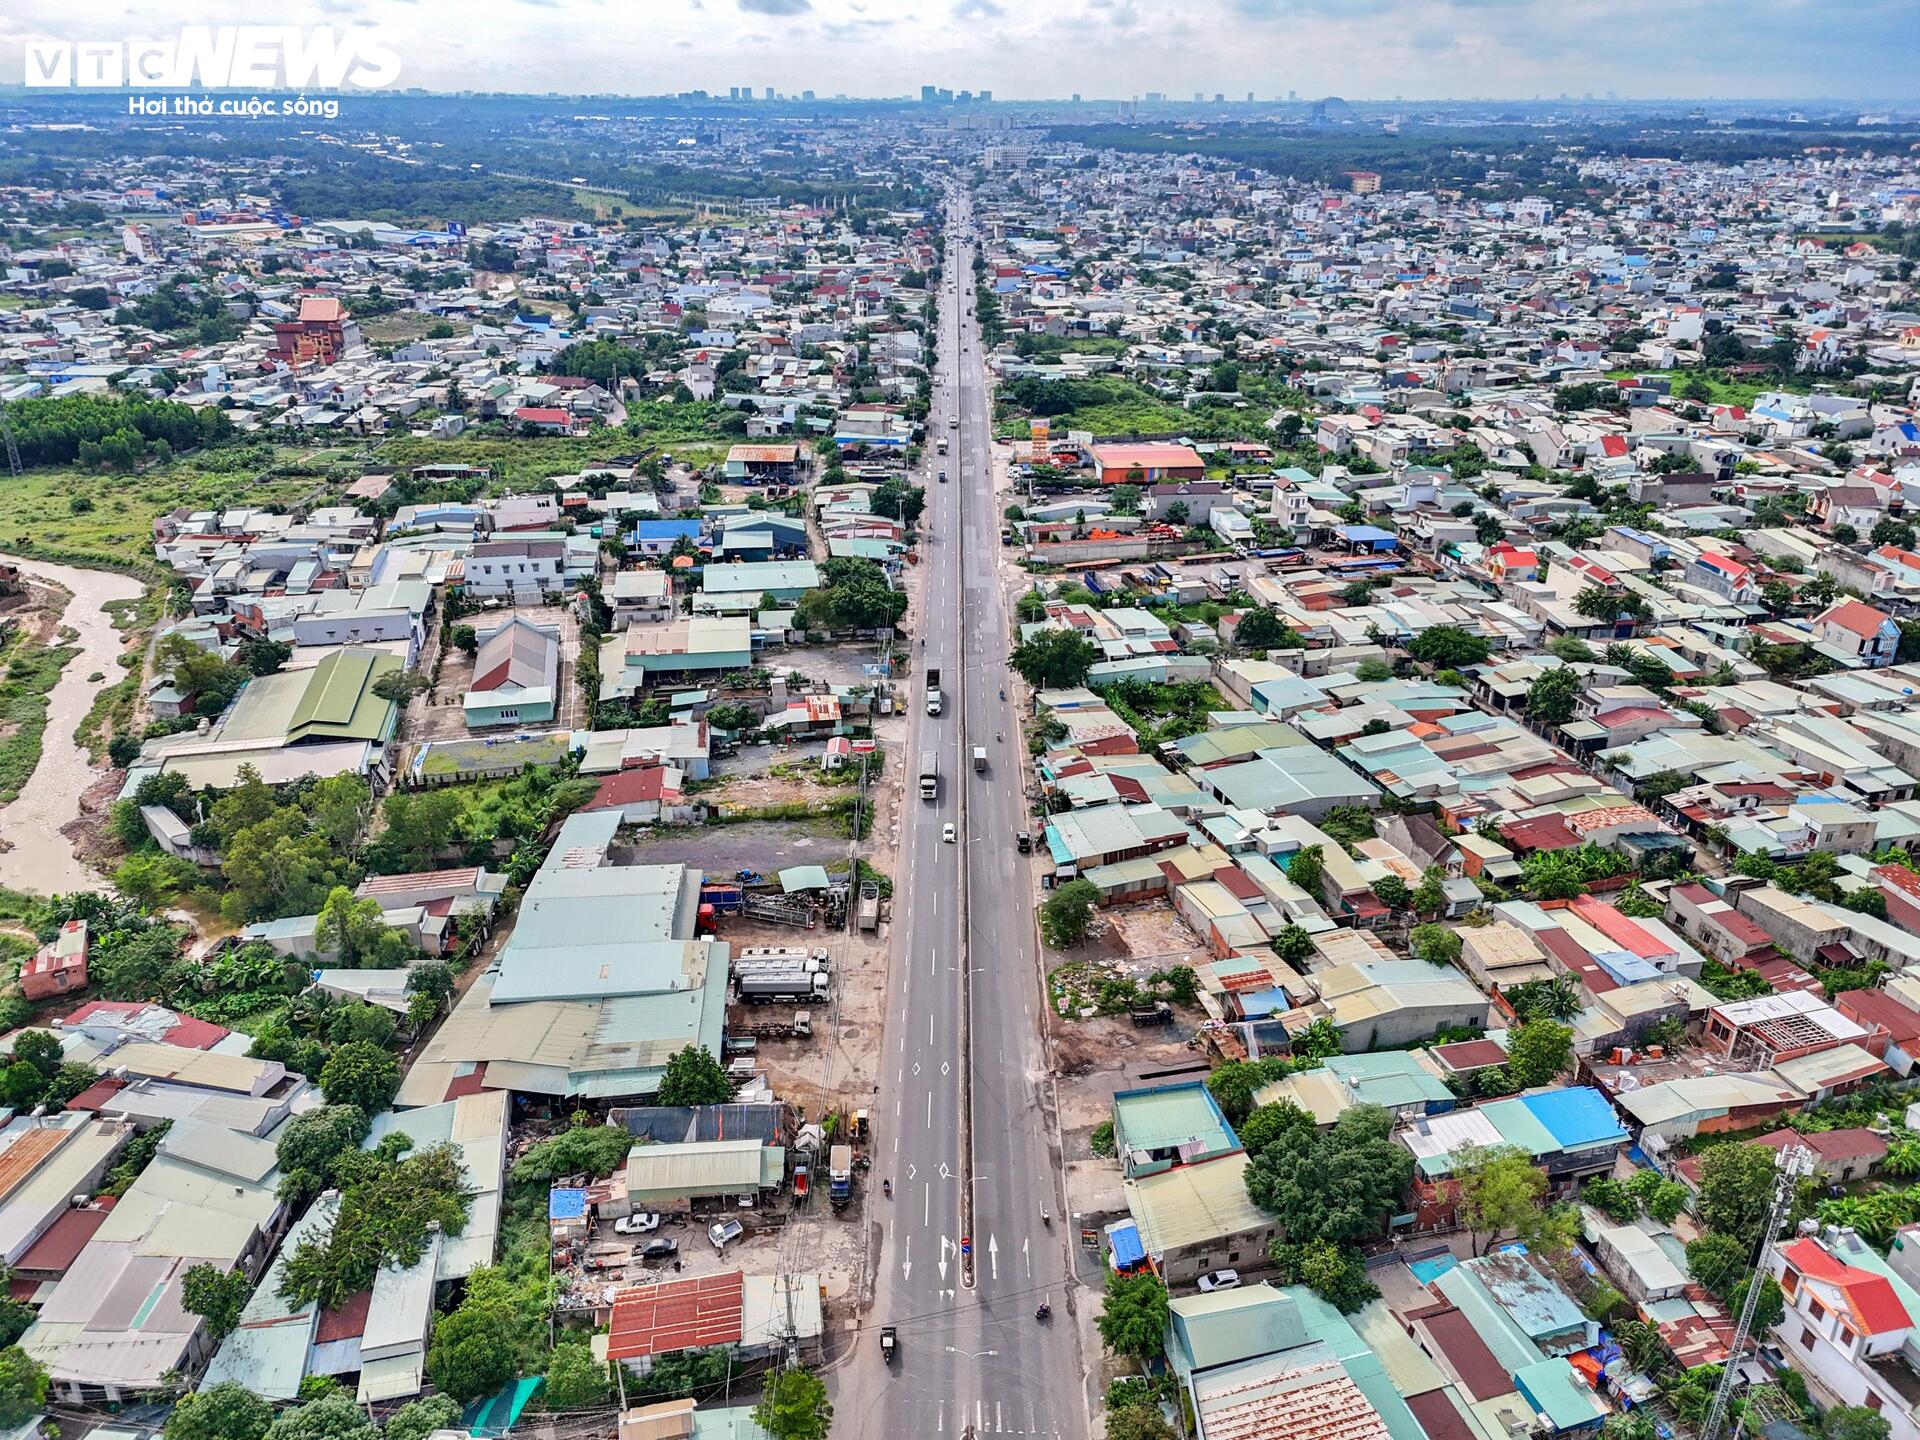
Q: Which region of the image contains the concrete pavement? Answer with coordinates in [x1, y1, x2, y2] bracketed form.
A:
[835, 192, 1089, 1439]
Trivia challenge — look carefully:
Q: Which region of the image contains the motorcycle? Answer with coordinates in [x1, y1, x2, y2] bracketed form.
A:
[1035, 1301, 1051, 1322]
[883, 1179, 892, 1199]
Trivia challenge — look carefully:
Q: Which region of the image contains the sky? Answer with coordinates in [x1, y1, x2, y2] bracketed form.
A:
[5, 0, 1920, 103]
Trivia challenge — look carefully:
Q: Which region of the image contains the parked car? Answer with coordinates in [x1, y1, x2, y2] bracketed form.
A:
[1196, 1269, 1241, 1293]
[709, 1219, 745, 1250]
[613, 1213, 662, 1235]
[640, 1239, 679, 1261]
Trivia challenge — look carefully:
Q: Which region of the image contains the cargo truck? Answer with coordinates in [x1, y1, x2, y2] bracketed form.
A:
[829, 1145, 854, 1208]
[925, 667, 943, 716]
[972, 744, 987, 773]
[737, 972, 831, 1004]
[919, 752, 938, 801]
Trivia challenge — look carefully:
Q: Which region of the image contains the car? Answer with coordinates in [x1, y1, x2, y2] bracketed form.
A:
[938, 470, 947, 483]
[942, 823, 957, 844]
[640, 1238, 679, 1261]
[1196, 1269, 1241, 1293]
[613, 1212, 662, 1235]
[948, 417, 959, 429]
[709, 1219, 745, 1250]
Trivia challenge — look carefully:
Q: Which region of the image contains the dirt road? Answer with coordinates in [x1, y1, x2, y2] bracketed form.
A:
[0, 557, 142, 897]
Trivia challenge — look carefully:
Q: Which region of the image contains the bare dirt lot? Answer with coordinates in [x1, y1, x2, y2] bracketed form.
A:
[407, 601, 583, 745]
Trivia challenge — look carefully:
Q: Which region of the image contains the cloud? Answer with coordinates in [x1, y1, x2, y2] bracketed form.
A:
[953, 0, 1004, 14]
[737, 0, 810, 12]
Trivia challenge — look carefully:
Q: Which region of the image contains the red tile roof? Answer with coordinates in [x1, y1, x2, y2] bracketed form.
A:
[1818, 599, 1893, 640]
[1780, 1237, 1911, 1335]
[315, 1289, 373, 1344]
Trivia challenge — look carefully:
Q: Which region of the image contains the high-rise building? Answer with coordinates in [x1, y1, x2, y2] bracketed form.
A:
[1071, 93, 1082, 103]
[763, 86, 774, 100]
[921, 85, 938, 103]
[978, 90, 992, 102]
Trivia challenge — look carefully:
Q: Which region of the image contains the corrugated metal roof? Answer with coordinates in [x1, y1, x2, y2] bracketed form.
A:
[606, 1271, 745, 1360]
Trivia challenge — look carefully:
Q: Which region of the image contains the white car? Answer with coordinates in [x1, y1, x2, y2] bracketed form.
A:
[613, 1212, 662, 1235]
[1196, 1269, 1241, 1293]
[942, 823, 957, 844]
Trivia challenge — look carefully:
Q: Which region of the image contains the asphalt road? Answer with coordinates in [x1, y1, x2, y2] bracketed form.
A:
[835, 194, 1086, 1439]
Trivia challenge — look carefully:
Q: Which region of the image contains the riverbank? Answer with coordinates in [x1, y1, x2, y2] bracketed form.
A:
[0, 556, 143, 896]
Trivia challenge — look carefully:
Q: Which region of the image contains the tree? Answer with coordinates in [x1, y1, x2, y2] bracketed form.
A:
[1097, 1270, 1170, 1359]
[276, 1104, 371, 1202]
[1040, 878, 1100, 948]
[1293, 1017, 1343, 1063]
[165, 1381, 272, 1440]
[1452, 1146, 1561, 1255]
[1274, 924, 1314, 965]
[406, 959, 456, 1008]
[1273, 1238, 1381, 1312]
[1696, 1142, 1782, 1247]
[1009, 628, 1100, 689]
[1505, 1020, 1573, 1089]
[315, 887, 405, 968]
[281, 1143, 473, 1308]
[427, 1283, 518, 1402]
[1410, 923, 1462, 967]
[1235, 606, 1303, 652]
[1106, 1407, 1176, 1440]
[1285, 845, 1325, 899]
[1601, 1413, 1660, 1440]
[384, 1398, 462, 1440]
[512, 1123, 636, 1183]
[264, 1391, 378, 1440]
[656, 1045, 732, 1106]
[376, 789, 463, 871]
[1526, 667, 1580, 728]
[1405, 625, 1491, 669]
[1371, 875, 1411, 910]
[1872, 519, 1916, 550]
[1239, 1101, 1315, 1154]
[1244, 1105, 1412, 1244]
[182, 1262, 252, 1338]
[542, 1340, 611, 1409]
[1110, 484, 1142, 516]
[1207, 1061, 1279, 1125]
[1825, 1408, 1892, 1440]
[753, 1367, 832, 1440]
[1165, 500, 1190, 526]
[318, 1041, 400, 1114]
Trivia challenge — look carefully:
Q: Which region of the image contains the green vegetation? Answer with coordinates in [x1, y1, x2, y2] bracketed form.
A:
[511, 1122, 636, 1184]
[654, 1045, 733, 1106]
[1040, 878, 1101, 949]
[1100, 679, 1223, 747]
[0, 631, 79, 803]
[280, 1138, 474, 1308]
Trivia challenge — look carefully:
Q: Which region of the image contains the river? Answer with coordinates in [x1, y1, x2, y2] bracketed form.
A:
[0, 556, 144, 897]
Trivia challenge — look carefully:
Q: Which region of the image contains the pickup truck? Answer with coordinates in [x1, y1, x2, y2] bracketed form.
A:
[925, 667, 944, 717]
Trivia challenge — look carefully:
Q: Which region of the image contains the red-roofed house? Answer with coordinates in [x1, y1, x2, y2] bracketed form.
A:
[581, 764, 693, 826]
[56, 1001, 229, 1051]
[1770, 1234, 1917, 1428]
[1484, 542, 1539, 583]
[512, 406, 578, 435]
[1687, 551, 1758, 603]
[1836, 985, 1920, 1077]
[21, 920, 88, 1002]
[1814, 599, 1900, 668]
[1089, 443, 1205, 487]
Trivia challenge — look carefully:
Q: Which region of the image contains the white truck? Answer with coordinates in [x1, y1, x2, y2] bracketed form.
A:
[919, 752, 939, 802]
[925, 667, 944, 717]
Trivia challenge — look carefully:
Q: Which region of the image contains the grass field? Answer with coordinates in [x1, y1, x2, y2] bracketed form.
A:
[1605, 369, 1776, 408]
[0, 461, 313, 567]
[0, 632, 80, 804]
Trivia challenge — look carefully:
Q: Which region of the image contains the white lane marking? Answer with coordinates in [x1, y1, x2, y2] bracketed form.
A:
[924, 1184, 931, 1225]
[928, 1012, 935, 1045]
[1023, 1235, 1031, 1277]
[902, 1234, 911, 1282]
[926, 1091, 933, 1129]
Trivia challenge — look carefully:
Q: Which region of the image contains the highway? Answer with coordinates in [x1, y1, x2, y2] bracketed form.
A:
[837, 191, 1086, 1439]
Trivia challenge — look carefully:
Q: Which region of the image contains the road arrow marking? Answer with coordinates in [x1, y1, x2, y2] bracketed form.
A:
[902, 1235, 911, 1283]
[988, 1234, 999, 1280]
[939, 1235, 954, 1282]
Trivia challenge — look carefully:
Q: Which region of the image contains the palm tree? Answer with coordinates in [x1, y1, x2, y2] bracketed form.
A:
[1885, 1139, 1920, 1178]
[1615, 1319, 1666, 1379]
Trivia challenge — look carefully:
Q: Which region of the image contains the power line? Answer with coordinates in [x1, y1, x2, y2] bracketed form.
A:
[1700, 1143, 1813, 1440]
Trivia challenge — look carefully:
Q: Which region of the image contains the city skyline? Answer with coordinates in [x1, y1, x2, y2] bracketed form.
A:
[5, 0, 1920, 104]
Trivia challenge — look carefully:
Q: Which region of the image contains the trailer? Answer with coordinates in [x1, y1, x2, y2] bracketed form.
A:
[733, 1010, 813, 1041]
[857, 882, 880, 932]
[737, 973, 831, 1004]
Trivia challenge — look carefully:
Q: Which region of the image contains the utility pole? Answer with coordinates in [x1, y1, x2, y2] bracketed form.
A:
[1700, 1143, 1812, 1440]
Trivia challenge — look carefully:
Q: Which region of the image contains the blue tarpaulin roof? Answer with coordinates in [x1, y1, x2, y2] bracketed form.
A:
[1108, 1220, 1145, 1270]
[548, 1187, 588, 1220]
[1520, 1087, 1629, 1151]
